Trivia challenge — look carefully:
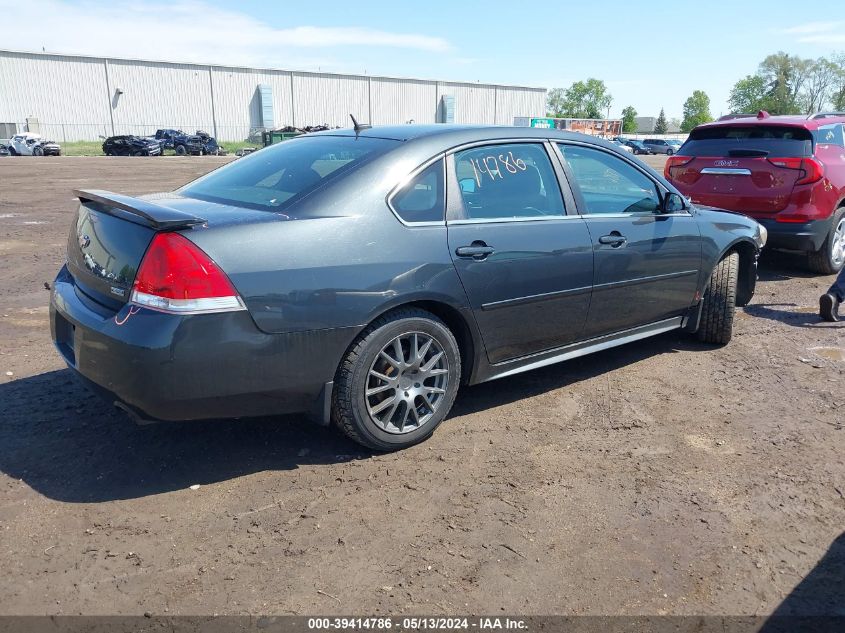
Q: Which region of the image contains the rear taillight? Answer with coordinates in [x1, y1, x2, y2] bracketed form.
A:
[131, 232, 245, 314]
[766, 157, 824, 185]
[664, 155, 693, 180]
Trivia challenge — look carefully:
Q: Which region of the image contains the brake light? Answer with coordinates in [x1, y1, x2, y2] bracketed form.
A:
[766, 157, 824, 185]
[664, 155, 693, 180]
[130, 232, 246, 314]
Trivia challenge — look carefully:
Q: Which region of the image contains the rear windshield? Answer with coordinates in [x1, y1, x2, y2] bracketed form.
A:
[681, 125, 813, 158]
[181, 135, 398, 211]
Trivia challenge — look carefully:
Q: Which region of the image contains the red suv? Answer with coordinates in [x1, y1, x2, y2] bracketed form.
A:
[665, 111, 845, 273]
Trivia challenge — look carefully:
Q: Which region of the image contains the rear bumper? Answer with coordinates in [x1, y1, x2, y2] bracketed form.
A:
[756, 215, 834, 252]
[50, 265, 356, 423]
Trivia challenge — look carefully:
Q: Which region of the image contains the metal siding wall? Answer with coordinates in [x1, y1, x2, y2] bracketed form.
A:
[438, 83, 496, 124]
[210, 67, 293, 141]
[0, 51, 111, 141]
[370, 78, 437, 125]
[291, 73, 369, 127]
[494, 87, 546, 125]
[107, 60, 214, 137]
[0, 51, 547, 141]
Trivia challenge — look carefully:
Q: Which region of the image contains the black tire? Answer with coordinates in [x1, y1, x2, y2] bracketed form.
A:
[8, 146, 17, 156]
[33, 146, 44, 156]
[174, 144, 187, 156]
[332, 308, 461, 451]
[696, 251, 739, 345]
[807, 208, 845, 275]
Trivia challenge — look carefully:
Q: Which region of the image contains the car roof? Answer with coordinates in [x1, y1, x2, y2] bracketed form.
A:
[309, 124, 625, 149]
[695, 112, 845, 132]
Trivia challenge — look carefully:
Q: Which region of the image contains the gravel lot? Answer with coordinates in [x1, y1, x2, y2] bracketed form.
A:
[0, 155, 843, 616]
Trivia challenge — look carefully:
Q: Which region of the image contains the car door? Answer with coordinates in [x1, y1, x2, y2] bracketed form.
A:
[555, 142, 701, 339]
[446, 141, 594, 364]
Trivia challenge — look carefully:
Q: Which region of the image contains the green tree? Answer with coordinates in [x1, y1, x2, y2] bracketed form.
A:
[758, 51, 811, 114]
[833, 53, 845, 110]
[803, 57, 838, 113]
[546, 78, 613, 118]
[546, 88, 567, 117]
[654, 108, 668, 134]
[621, 106, 638, 133]
[680, 90, 712, 132]
[728, 75, 769, 113]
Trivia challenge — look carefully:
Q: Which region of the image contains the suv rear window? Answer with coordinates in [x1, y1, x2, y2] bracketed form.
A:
[682, 125, 813, 158]
[181, 135, 398, 211]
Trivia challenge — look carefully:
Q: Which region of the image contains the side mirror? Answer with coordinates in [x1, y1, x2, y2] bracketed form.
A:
[662, 192, 686, 213]
[459, 178, 476, 194]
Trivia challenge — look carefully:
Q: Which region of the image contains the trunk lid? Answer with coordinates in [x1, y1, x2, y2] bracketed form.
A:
[667, 125, 814, 214]
[66, 190, 206, 311]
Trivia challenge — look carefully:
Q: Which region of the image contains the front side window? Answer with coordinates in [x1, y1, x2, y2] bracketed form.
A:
[181, 135, 398, 212]
[453, 143, 565, 220]
[390, 160, 444, 223]
[558, 144, 661, 215]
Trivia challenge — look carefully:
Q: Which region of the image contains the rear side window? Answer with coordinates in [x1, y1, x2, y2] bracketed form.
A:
[181, 135, 398, 212]
[558, 144, 661, 215]
[453, 143, 565, 220]
[682, 125, 813, 157]
[815, 124, 845, 147]
[390, 160, 444, 223]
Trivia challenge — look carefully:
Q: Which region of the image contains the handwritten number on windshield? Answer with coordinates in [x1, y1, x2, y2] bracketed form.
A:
[469, 151, 528, 186]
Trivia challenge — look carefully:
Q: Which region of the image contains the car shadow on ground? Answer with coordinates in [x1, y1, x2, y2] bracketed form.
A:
[743, 303, 845, 330]
[756, 250, 822, 282]
[759, 531, 845, 632]
[0, 332, 706, 503]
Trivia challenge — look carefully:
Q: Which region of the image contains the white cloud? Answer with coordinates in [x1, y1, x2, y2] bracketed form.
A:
[796, 33, 845, 44]
[778, 21, 842, 35]
[0, 0, 452, 69]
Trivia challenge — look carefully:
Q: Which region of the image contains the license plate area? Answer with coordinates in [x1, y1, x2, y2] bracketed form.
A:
[54, 313, 76, 365]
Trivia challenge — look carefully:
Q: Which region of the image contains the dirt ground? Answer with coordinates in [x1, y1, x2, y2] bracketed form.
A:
[0, 155, 843, 616]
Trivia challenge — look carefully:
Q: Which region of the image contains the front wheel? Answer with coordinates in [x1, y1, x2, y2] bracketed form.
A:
[174, 144, 187, 156]
[807, 209, 845, 274]
[33, 146, 44, 156]
[332, 308, 461, 451]
[696, 251, 739, 345]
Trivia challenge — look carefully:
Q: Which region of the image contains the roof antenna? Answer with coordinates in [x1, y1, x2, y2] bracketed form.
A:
[350, 114, 371, 133]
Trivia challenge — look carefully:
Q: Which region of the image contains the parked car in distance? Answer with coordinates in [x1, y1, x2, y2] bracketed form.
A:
[235, 147, 258, 157]
[625, 140, 654, 155]
[51, 125, 765, 451]
[664, 111, 845, 273]
[642, 138, 680, 155]
[102, 135, 162, 156]
[0, 144, 9, 157]
[7, 133, 61, 156]
[174, 130, 222, 156]
[609, 139, 634, 153]
[151, 128, 184, 150]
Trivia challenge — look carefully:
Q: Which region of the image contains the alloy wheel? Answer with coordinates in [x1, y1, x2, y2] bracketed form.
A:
[832, 217, 845, 268]
[365, 331, 449, 434]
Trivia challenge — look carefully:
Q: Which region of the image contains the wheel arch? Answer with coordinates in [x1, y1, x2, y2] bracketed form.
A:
[347, 296, 481, 387]
[726, 238, 759, 307]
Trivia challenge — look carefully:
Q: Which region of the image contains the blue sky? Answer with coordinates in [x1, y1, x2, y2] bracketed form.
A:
[4, 0, 845, 119]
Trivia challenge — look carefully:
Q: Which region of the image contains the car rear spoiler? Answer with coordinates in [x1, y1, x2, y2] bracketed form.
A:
[74, 189, 206, 230]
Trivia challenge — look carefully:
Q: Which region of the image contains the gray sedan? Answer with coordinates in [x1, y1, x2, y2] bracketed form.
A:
[50, 125, 765, 450]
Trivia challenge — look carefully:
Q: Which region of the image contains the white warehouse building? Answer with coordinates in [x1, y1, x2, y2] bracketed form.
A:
[0, 49, 546, 142]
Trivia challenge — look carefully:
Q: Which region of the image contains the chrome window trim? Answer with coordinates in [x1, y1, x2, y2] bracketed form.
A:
[448, 215, 580, 225]
[385, 153, 447, 227]
[576, 212, 693, 219]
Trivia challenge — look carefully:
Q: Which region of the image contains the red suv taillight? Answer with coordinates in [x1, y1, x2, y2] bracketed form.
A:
[664, 155, 693, 180]
[766, 156, 824, 185]
[131, 232, 246, 314]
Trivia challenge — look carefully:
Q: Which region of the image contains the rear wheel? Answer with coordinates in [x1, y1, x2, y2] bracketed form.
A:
[8, 146, 17, 156]
[696, 251, 738, 345]
[666, 148, 674, 156]
[807, 209, 845, 274]
[332, 308, 461, 451]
